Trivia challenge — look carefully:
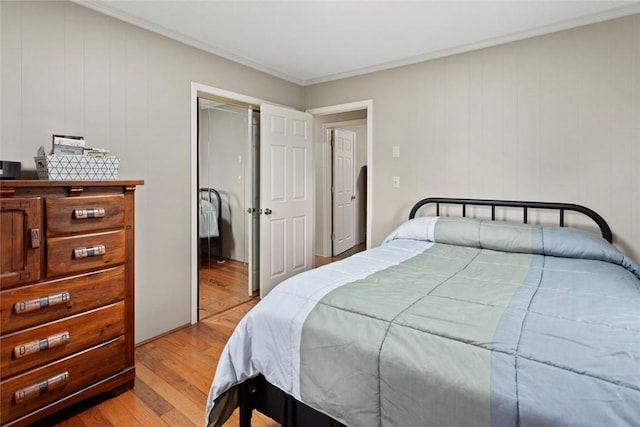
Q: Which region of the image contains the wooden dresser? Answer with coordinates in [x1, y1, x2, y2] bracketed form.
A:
[0, 180, 143, 426]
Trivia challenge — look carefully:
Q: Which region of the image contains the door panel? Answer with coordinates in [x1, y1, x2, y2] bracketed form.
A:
[260, 104, 313, 297]
[270, 145, 286, 201]
[292, 216, 307, 270]
[292, 147, 308, 200]
[270, 219, 286, 276]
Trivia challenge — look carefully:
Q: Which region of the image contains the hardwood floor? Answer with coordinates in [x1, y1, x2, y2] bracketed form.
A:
[199, 258, 253, 320]
[42, 300, 277, 427]
[315, 242, 366, 267]
[200, 241, 366, 320]
[41, 243, 366, 426]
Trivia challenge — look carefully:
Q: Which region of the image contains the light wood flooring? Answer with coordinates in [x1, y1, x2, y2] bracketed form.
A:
[315, 242, 366, 267]
[42, 243, 366, 426]
[41, 300, 276, 427]
[199, 258, 253, 320]
[199, 242, 365, 320]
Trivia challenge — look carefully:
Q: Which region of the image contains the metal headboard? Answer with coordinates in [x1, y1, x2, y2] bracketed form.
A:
[409, 197, 613, 243]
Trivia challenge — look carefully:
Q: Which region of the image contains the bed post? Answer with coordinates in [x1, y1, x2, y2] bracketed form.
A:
[238, 380, 253, 427]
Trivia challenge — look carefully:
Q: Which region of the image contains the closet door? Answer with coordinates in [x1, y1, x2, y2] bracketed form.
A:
[259, 104, 313, 297]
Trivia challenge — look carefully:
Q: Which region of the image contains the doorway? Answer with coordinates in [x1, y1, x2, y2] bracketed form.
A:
[310, 108, 370, 258]
[326, 121, 367, 256]
[197, 99, 255, 320]
[330, 128, 356, 256]
[190, 83, 374, 324]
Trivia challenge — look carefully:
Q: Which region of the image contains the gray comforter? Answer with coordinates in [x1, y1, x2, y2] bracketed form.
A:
[206, 217, 640, 426]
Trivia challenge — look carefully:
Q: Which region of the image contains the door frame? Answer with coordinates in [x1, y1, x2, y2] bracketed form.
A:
[190, 82, 269, 324]
[307, 101, 373, 256]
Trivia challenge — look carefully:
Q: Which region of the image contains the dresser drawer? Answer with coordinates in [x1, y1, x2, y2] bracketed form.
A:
[0, 336, 126, 424]
[46, 195, 124, 236]
[1, 266, 125, 334]
[47, 230, 125, 277]
[1, 302, 125, 378]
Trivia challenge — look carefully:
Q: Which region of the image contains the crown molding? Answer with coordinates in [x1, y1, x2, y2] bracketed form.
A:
[72, 0, 306, 85]
[304, 3, 640, 85]
[73, 1, 640, 87]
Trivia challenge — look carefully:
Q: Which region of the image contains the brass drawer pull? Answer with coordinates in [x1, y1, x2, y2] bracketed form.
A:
[74, 245, 106, 259]
[14, 292, 70, 314]
[14, 371, 69, 404]
[13, 331, 70, 359]
[73, 208, 106, 219]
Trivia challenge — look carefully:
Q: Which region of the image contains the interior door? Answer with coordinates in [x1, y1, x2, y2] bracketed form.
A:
[332, 128, 356, 255]
[259, 104, 313, 297]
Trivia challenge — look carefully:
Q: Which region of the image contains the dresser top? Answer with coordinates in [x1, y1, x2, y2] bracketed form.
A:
[0, 180, 144, 188]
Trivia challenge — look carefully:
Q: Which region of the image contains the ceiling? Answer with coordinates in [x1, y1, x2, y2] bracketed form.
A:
[77, 1, 640, 86]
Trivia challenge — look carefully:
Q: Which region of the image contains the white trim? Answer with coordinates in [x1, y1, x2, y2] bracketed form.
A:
[73, 1, 640, 86]
[307, 100, 373, 251]
[190, 82, 270, 325]
[193, 82, 267, 109]
[190, 85, 198, 326]
[303, 3, 640, 85]
[74, 0, 304, 85]
[320, 126, 333, 257]
[307, 101, 369, 116]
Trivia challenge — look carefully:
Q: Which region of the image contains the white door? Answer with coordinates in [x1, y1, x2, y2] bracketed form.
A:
[332, 128, 356, 256]
[259, 104, 314, 297]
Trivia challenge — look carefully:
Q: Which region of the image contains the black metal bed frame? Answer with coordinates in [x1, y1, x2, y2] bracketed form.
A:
[236, 197, 613, 427]
[239, 375, 346, 427]
[409, 197, 613, 243]
[200, 187, 224, 263]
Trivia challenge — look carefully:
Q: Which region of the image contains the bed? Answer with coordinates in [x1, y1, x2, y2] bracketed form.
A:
[200, 187, 224, 263]
[205, 197, 640, 427]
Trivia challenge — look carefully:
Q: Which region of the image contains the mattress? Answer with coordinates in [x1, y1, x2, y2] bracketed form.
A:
[205, 217, 640, 426]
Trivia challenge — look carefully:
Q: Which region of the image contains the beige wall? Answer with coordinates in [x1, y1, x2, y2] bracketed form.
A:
[306, 13, 640, 262]
[2, 2, 639, 343]
[0, 1, 305, 343]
